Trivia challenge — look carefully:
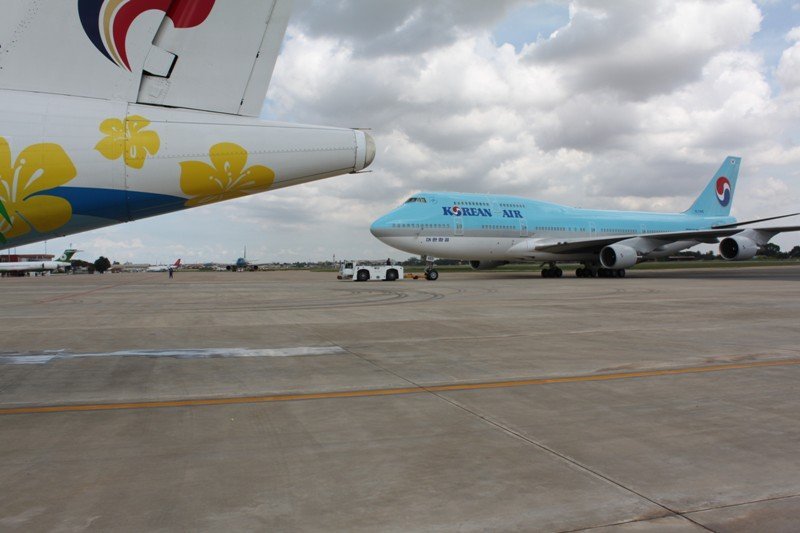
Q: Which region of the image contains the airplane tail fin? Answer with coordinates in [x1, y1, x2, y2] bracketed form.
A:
[1, 1, 293, 116]
[57, 249, 78, 262]
[174, 259, 182, 267]
[684, 156, 741, 217]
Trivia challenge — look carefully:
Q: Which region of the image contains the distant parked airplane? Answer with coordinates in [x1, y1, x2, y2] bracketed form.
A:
[147, 259, 181, 273]
[370, 157, 800, 279]
[0, 249, 78, 274]
[0, 1, 374, 250]
[226, 247, 269, 271]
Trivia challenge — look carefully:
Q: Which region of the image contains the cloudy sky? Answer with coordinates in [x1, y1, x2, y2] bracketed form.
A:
[24, 0, 800, 263]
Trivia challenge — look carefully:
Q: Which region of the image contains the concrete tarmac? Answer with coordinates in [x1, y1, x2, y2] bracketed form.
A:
[1, 266, 800, 532]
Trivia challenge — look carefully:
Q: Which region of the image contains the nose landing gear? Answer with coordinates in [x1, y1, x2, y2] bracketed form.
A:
[424, 257, 439, 281]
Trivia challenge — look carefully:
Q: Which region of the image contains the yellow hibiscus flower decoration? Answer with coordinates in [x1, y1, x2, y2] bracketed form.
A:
[95, 115, 160, 169]
[0, 137, 76, 240]
[179, 142, 275, 207]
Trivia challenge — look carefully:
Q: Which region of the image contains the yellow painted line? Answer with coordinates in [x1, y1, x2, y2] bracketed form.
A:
[425, 359, 800, 391]
[1, 358, 798, 416]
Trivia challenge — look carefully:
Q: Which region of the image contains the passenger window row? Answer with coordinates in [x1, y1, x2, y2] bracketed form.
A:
[535, 226, 582, 231]
[455, 201, 490, 206]
[391, 223, 448, 228]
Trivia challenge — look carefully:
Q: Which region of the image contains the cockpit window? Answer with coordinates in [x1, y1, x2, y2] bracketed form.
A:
[404, 197, 427, 203]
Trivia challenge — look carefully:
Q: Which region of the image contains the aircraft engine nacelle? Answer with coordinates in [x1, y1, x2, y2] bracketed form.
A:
[469, 260, 509, 270]
[719, 236, 759, 260]
[599, 244, 638, 269]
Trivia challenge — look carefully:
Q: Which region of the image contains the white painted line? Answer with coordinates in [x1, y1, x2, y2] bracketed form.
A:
[0, 355, 59, 365]
[0, 346, 348, 365]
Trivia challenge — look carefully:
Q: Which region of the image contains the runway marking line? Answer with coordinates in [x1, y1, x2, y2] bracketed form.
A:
[2, 358, 799, 415]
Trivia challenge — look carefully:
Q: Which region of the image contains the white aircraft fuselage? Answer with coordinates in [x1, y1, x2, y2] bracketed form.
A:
[0, 91, 374, 250]
[0, 259, 72, 273]
[0, 248, 77, 273]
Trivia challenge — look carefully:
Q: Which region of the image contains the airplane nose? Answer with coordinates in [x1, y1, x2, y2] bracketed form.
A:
[370, 215, 390, 239]
[370, 220, 384, 238]
[354, 130, 376, 171]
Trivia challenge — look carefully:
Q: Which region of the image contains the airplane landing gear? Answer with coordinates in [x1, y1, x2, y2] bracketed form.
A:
[541, 263, 563, 278]
[577, 263, 625, 278]
[424, 257, 439, 281]
[576, 263, 596, 277]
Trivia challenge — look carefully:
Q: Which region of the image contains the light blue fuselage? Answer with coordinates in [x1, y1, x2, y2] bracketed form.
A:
[370, 192, 735, 262]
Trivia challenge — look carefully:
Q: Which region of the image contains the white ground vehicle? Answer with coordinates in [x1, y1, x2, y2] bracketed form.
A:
[338, 262, 404, 282]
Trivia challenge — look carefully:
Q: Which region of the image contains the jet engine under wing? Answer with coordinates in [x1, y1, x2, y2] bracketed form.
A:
[138, 0, 294, 115]
[534, 226, 800, 255]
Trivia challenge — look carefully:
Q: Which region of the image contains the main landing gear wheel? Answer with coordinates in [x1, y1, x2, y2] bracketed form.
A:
[594, 268, 626, 278]
[425, 269, 439, 281]
[577, 264, 598, 277]
[541, 266, 563, 278]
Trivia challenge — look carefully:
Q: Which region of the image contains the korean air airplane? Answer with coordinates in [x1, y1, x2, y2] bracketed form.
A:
[0, 1, 374, 250]
[370, 157, 800, 279]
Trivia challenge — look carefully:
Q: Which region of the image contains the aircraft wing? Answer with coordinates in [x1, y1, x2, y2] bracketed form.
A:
[0, 0, 293, 116]
[535, 226, 800, 255]
[711, 213, 800, 228]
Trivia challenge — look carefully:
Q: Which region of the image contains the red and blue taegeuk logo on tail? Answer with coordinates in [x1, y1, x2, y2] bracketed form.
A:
[716, 176, 731, 207]
[78, 0, 216, 71]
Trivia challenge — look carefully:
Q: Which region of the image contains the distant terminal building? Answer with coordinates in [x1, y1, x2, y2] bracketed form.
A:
[1, 253, 55, 263]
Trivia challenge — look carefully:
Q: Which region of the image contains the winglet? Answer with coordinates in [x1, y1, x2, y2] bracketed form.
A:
[684, 156, 740, 217]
